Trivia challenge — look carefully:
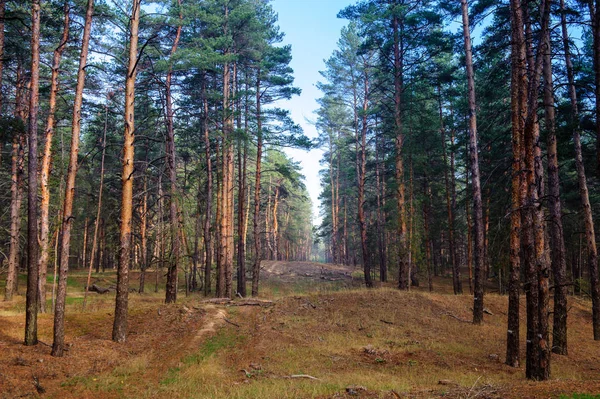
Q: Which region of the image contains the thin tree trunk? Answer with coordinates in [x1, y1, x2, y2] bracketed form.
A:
[5, 64, 25, 301]
[112, 0, 140, 344]
[0, 0, 5, 112]
[438, 89, 461, 294]
[202, 78, 213, 296]
[465, 149, 473, 295]
[39, 2, 69, 314]
[592, 0, 600, 175]
[563, 0, 600, 341]
[461, 0, 485, 324]
[139, 173, 148, 293]
[358, 68, 371, 288]
[329, 133, 338, 264]
[543, 21, 568, 355]
[52, 0, 94, 357]
[236, 68, 247, 297]
[165, 0, 183, 303]
[252, 69, 263, 297]
[424, 169, 434, 292]
[393, 15, 408, 290]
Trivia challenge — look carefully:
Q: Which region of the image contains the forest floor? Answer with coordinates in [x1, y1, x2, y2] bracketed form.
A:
[1, 261, 600, 398]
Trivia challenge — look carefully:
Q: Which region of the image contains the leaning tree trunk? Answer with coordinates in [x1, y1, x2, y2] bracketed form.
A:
[563, 0, 600, 341]
[112, 0, 140, 344]
[52, 0, 94, 357]
[543, 21, 568, 355]
[461, 0, 485, 323]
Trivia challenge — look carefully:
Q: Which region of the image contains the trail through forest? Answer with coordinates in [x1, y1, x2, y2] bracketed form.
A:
[2, 261, 600, 398]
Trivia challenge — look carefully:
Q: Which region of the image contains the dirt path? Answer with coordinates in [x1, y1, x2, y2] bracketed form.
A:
[261, 260, 356, 284]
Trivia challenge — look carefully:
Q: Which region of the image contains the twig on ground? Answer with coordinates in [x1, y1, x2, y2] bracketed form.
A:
[440, 311, 471, 323]
[289, 374, 319, 380]
[224, 318, 240, 328]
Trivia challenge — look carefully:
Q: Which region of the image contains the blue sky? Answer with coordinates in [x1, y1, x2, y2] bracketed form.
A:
[270, 0, 354, 225]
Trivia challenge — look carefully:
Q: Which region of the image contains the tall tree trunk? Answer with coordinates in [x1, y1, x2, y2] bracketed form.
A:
[329, 132, 338, 264]
[52, 0, 94, 357]
[461, 0, 485, 323]
[516, 0, 551, 379]
[438, 90, 461, 294]
[219, 58, 234, 297]
[592, 0, 600, 175]
[272, 184, 280, 260]
[25, 0, 42, 346]
[358, 68, 371, 288]
[423, 173, 434, 292]
[5, 64, 25, 302]
[39, 2, 70, 314]
[543, 21, 568, 355]
[236, 68, 247, 297]
[506, 0, 526, 369]
[393, 15, 408, 290]
[202, 78, 213, 296]
[465, 146, 473, 294]
[375, 127, 386, 282]
[165, 0, 183, 303]
[563, 0, 600, 341]
[252, 70, 263, 296]
[112, 0, 140, 344]
[0, 0, 5, 112]
[139, 173, 148, 293]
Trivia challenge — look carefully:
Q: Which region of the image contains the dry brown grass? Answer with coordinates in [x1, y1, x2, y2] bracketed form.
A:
[1, 267, 600, 398]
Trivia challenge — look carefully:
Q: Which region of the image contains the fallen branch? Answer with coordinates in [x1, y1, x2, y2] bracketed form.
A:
[230, 299, 274, 307]
[224, 318, 240, 328]
[440, 311, 471, 323]
[380, 319, 394, 325]
[201, 298, 274, 307]
[289, 374, 319, 380]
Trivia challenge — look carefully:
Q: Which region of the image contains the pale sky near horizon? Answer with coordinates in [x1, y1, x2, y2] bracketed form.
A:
[270, 0, 354, 226]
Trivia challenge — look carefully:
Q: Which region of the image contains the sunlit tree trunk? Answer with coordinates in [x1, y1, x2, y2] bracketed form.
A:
[39, 2, 70, 314]
[24, 0, 42, 346]
[52, 0, 94, 357]
[202, 78, 213, 296]
[112, 0, 140, 344]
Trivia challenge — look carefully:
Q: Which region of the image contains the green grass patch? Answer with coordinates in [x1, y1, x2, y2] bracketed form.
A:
[560, 395, 600, 399]
[160, 328, 246, 386]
